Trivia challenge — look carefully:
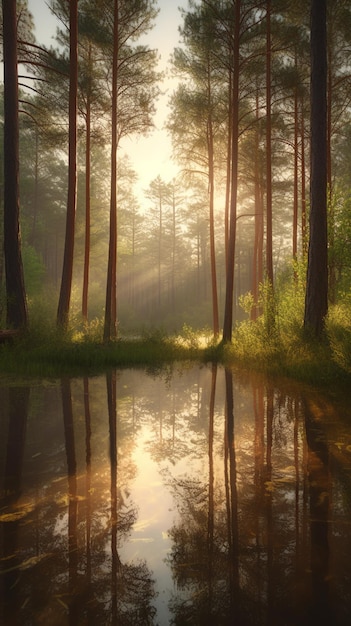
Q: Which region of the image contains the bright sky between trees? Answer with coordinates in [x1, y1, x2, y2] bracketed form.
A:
[27, 0, 188, 202]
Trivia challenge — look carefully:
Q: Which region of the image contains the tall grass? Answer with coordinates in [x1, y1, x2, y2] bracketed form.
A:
[226, 270, 351, 386]
[1, 281, 351, 388]
[326, 300, 351, 374]
[0, 304, 205, 377]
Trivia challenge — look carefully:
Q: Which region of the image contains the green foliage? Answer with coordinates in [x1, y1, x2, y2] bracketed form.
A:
[329, 187, 351, 297]
[0, 326, 203, 378]
[72, 316, 105, 342]
[238, 291, 255, 315]
[274, 260, 306, 343]
[22, 245, 46, 296]
[260, 279, 277, 336]
[179, 323, 201, 349]
[178, 323, 215, 349]
[140, 326, 169, 343]
[238, 262, 306, 349]
[1, 300, 351, 390]
[26, 291, 73, 345]
[326, 297, 351, 373]
[230, 317, 280, 367]
[230, 260, 344, 384]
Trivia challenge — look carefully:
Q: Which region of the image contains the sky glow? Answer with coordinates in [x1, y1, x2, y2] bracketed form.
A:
[27, 0, 188, 203]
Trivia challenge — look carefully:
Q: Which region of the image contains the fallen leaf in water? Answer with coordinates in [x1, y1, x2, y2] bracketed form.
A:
[281, 466, 296, 474]
[264, 481, 274, 493]
[19, 554, 52, 570]
[1, 553, 52, 574]
[56, 597, 69, 610]
[0, 510, 27, 523]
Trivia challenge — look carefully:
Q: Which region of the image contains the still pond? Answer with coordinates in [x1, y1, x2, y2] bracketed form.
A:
[1, 364, 351, 625]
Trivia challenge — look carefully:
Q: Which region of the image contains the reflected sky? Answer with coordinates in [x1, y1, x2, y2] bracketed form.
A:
[1, 366, 351, 625]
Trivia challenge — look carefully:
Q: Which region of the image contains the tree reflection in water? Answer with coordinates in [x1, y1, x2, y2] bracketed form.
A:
[1, 367, 351, 625]
[61, 378, 79, 624]
[0, 386, 30, 625]
[109, 370, 157, 625]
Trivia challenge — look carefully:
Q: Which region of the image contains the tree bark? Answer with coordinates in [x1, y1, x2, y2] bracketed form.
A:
[222, 0, 241, 343]
[304, 0, 328, 336]
[2, 0, 28, 329]
[293, 50, 298, 264]
[57, 0, 78, 329]
[300, 96, 307, 258]
[207, 64, 219, 337]
[104, 0, 119, 341]
[266, 0, 273, 284]
[252, 88, 264, 321]
[82, 46, 92, 324]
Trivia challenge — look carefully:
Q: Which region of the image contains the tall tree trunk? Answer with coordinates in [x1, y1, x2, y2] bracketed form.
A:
[0, 125, 4, 308]
[57, 0, 78, 329]
[222, 0, 241, 343]
[30, 128, 39, 244]
[265, 0, 273, 284]
[104, 0, 119, 341]
[2, 0, 28, 329]
[207, 68, 219, 337]
[326, 20, 333, 197]
[82, 45, 92, 324]
[252, 89, 264, 321]
[300, 96, 307, 258]
[293, 50, 298, 264]
[304, 0, 328, 336]
[158, 191, 162, 310]
[171, 187, 176, 311]
[224, 67, 233, 266]
[327, 27, 336, 302]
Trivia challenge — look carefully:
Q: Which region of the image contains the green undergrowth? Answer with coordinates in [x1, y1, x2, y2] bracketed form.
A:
[1, 305, 351, 389]
[219, 304, 351, 388]
[0, 331, 204, 378]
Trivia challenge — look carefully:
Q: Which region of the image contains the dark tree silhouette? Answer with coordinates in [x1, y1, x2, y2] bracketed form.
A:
[2, 0, 28, 329]
[222, 0, 241, 343]
[104, 0, 119, 341]
[265, 0, 273, 285]
[304, 0, 328, 336]
[57, 0, 78, 329]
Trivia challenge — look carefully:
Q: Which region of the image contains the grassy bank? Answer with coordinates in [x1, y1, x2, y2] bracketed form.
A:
[0, 311, 351, 390]
[0, 331, 203, 378]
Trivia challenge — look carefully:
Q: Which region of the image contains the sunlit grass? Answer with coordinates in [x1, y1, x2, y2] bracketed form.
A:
[1, 298, 351, 389]
[0, 323, 205, 378]
[325, 302, 351, 374]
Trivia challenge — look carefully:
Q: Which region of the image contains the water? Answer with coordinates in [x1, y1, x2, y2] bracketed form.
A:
[1, 364, 351, 625]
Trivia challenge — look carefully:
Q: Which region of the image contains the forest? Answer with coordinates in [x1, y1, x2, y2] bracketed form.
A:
[1, 0, 351, 378]
[3, 4, 351, 622]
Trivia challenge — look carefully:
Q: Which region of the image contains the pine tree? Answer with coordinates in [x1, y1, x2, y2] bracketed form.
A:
[304, 0, 328, 336]
[2, 0, 28, 329]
